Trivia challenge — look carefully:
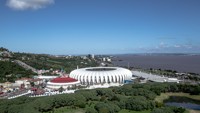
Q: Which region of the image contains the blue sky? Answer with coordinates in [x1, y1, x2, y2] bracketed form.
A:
[0, 0, 200, 55]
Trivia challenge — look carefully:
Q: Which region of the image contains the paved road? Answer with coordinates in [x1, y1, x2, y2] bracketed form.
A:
[14, 60, 38, 73]
[132, 70, 179, 82]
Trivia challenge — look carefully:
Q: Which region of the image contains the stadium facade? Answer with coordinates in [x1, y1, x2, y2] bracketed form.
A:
[69, 67, 132, 85]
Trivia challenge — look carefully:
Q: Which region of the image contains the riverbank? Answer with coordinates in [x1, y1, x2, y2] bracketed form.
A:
[155, 93, 200, 113]
[155, 93, 200, 102]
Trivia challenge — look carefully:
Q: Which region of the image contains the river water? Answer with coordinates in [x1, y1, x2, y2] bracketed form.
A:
[112, 54, 200, 74]
[165, 102, 200, 110]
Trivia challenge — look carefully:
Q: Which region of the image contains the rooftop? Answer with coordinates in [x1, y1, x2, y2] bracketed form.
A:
[50, 76, 78, 83]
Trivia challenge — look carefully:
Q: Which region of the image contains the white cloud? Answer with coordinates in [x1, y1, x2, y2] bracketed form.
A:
[174, 45, 181, 48]
[158, 42, 170, 48]
[6, 0, 54, 10]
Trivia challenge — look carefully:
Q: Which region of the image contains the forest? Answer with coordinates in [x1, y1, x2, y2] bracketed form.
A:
[0, 82, 200, 113]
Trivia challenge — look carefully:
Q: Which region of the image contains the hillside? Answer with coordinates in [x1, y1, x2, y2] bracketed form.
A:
[0, 61, 36, 83]
[13, 52, 99, 73]
[0, 47, 99, 82]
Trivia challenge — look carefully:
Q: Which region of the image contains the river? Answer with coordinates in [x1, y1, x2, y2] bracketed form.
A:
[112, 54, 200, 74]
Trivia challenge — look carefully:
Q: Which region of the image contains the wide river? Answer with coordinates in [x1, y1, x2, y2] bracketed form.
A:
[112, 54, 200, 74]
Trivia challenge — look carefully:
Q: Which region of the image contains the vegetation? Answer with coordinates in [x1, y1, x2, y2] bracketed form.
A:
[1, 83, 200, 113]
[187, 110, 200, 113]
[155, 93, 200, 104]
[0, 47, 9, 52]
[0, 61, 36, 82]
[49, 107, 85, 113]
[13, 53, 98, 73]
[119, 110, 150, 113]
[0, 47, 99, 82]
[151, 106, 185, 113]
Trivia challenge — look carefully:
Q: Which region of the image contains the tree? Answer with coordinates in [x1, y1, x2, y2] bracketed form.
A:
[85, 107, 98, 113]
[32, 97, 54, 112]
[125, 96, 155, 111]
[74, 100, 85, 108]
[94, 102, 120, 113]
[58, 86, 64, 92]
[151, 106, 185, 113]
[76, 90, 98, 101]
[0, 47, 9, 52]
[87, 54, 92, 59]
[30, 81, 35, 87]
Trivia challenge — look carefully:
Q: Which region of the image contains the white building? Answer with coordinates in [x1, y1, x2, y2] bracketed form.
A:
[69, 67, 132, 85]
[107, 58, 112, 62]
[92, 54, 95, 59]
[14, 78, 32, 88]
[36, 75, 58, 80]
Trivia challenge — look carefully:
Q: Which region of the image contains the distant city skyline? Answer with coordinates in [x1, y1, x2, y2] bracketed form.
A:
[0, 0, 200, 55]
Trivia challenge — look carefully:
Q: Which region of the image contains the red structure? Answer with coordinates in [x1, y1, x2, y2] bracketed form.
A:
[46, 76, 80, 89]
[50, 76, 78, 83]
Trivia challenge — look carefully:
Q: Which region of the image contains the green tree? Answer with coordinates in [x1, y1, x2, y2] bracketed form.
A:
[58, 86, 64, 92]
[30, 81, 35, 87]
[85, 107, 98, 113]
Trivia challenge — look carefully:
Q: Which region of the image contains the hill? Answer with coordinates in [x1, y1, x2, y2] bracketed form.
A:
[0, 61, 36, 82]
[0, 47, 99, 82]
[13, 52, 98, 73]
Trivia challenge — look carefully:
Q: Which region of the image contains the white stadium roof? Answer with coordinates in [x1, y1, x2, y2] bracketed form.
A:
[69, 67, 132, 85]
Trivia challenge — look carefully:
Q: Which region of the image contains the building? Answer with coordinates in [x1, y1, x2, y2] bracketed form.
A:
[35, 75, 58, 80]
[46, 76, 80, 90]
[107, 58, 111, 62]
[14, 78, 32, 88]
[92, 54, 95, 59]
[28, 78, 43, 86]
[69, 67, 132, 85]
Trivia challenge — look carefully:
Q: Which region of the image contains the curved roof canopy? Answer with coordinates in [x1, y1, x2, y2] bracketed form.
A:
[50, 76, 78, 83]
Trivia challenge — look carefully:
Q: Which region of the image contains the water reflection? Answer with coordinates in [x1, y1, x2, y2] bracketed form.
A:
[165, 102, 200, 110]
[164, 96, 200, 110]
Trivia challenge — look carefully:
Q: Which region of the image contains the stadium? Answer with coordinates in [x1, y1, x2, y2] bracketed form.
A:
[69, 67, 132, 86]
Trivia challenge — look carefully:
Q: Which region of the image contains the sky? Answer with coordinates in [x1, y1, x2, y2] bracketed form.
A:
[0, 0, 200, 55]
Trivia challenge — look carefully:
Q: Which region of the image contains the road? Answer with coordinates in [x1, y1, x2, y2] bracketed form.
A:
[132, 70, 179, 83]
[14, 60, 38, 74]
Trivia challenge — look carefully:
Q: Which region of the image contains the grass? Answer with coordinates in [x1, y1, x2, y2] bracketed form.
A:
[119, 109, 150, 113]
[188, 110, 200, 113]
[47, 59, 62, 64]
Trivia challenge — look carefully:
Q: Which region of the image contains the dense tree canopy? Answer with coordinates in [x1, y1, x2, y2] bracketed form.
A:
[1, 82, 199, 113]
